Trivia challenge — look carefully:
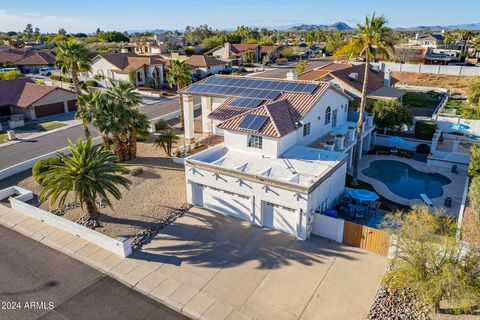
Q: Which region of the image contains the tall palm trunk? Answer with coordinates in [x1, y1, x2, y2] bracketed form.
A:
[112, 135, 124, 162]
[101, 134, 110, 151]
[71, 65, 91, 139]
[351, 56, 370, 186]
[119, 130, 130, 162]
[129, 129, 138, 159]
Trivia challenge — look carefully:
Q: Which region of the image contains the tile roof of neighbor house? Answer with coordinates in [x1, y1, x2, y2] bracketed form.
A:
[230, 44, 258, 54]
[183, 75, 348, 138]
[259, 45, 283, 53]
[298, 62, 388, 96]
[15, 51, 55, 66]
[96, 53, 166, 73]
[0, 78, 71, 108]
[186, 55, 226, 68]
[0, 49, 26, 63]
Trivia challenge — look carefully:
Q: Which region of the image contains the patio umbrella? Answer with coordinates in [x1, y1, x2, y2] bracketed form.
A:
[387, 136, 405, 150]
[349, 189, 379, 203]
[449, 123, 470, 140]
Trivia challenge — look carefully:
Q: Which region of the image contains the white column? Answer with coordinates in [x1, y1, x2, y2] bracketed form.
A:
[63, 100, 69, 113]
[201, 96, 213, 135]
[183, 94, 195, 144]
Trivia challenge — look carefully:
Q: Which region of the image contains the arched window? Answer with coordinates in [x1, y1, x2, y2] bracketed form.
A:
[325, 107, 331, 125]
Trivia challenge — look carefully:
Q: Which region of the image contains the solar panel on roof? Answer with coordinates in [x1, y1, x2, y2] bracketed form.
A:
[238, 114, 257, 129]
[248, 115, 268, 131]
[230, 98, 263, 109]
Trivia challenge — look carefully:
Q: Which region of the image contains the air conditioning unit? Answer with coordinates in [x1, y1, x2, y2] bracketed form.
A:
[348, 73, 358, 81]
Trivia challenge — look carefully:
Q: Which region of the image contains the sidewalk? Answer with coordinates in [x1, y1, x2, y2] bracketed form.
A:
[0, 204, 387, 320]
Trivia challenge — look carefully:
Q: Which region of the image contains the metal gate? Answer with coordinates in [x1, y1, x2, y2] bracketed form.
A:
[343, 221, 391, 256]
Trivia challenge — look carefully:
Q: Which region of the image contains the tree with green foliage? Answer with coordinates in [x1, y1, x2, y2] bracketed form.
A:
[23, 23, 34, 41]
[336, 14, 394, 186]
[294, 60, 308, 74]
[468, 176, 480, 219]
[38, 138, 131, 228]
[201, 35, 224, 51]
[381, 206, 480, 312]
[54, 40, 91, 137]
[457, 29, 475, 55]
[154, 130, 180, 157]
[469, 145, 480, 177]
[32, 158, 63, 186]
[128, 69, 136, 86]
[468, 78, 480, 107]
[0, 70, 22, 80]
[243, 49, 256, 64]
[325, 32, 346, 54]
[78, 91, 108, 148]
[184, 25, 214, 45]
[166, 60, 192, 128]
[98, 31, 129, 43]
[372, 99, 412, 133]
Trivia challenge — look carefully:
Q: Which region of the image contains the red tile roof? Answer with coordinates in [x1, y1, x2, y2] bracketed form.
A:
[199, 134, 224, 146]
[15, 51, 55, 66]
[96, 53, 166, 73]
[299, 62, 386, 96]
[0, 78, 69, 108]
[230, 44, 258, 54]
[259, 45, 283, 54]
[186, 55, 226, 68]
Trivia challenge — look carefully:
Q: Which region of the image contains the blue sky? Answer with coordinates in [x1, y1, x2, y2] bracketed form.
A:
[0, 0, 478, 33]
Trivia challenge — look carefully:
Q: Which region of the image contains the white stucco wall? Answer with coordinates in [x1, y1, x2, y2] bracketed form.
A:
[224, 130, 279, 158]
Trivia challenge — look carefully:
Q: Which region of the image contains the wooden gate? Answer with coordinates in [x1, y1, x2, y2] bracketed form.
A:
[343, 221, 391, 256]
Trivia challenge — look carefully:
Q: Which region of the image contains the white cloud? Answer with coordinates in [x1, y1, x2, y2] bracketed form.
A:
[0, 10, 98, 33]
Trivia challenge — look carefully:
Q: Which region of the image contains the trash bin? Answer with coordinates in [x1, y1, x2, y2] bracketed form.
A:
[444, 197, 452, 208]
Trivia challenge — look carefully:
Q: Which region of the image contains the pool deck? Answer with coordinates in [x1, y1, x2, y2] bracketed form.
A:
[357, 155, 468, 217]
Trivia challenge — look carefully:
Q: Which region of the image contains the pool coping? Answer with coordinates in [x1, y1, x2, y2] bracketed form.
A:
[357, 155, 467, 217]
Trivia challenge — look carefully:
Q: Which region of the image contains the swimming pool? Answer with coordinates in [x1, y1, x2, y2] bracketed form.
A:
[362, 160, 451, 200]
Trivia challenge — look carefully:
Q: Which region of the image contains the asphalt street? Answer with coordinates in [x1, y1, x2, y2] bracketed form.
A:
[0, 96, 198, 171]
[0, 224, 187, 320]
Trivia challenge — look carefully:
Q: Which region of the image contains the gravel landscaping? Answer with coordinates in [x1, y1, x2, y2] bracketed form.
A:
[1, 135, 187, 238]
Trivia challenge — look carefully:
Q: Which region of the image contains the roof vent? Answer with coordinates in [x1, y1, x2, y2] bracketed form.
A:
[348, 73, 358, 81]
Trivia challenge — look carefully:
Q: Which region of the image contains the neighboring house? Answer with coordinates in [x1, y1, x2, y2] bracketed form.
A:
[0, 78, 76, 119]
[90, 53, 165, 86]
[298, 62, 405, 101]
[121, 42, 169, 55]
[0, 49, 55, 73]
[408, 33, 444, 48]
[207, 43, 260, 64]
[259, 45, 284, 60]
[179, 75, 376, 239]
[185, 55, 227, 78]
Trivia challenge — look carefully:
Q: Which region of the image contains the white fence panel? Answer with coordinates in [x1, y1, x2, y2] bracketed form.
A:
[311, 213, 344, 242]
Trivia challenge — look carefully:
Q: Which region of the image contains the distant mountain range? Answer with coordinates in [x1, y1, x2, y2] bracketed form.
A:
[125, 29, 169, 34]
[395, 23, 480, 31]
[285, 22, 354, 32]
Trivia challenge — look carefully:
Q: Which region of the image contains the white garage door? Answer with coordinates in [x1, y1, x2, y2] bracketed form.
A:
[201, 185, 252, 221]
[263, 202, 297, 236]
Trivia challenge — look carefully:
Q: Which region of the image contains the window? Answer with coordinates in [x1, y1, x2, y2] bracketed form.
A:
[248, 135, 263, 149]
[303, 122, 311, 136]
[344, 104, 348, 113]
[332, 109, 338, 128]
[325, 107, 331, 125]
[137, 71, 143, 82]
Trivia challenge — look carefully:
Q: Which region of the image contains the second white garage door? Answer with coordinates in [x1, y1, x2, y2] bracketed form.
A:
[201, 185, 252, 222]
[263, 202, 298, 236]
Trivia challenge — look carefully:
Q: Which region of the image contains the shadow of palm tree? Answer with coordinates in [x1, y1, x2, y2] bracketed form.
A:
[132, 210, 362, 270]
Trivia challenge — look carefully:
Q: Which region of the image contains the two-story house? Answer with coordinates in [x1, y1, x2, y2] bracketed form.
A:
[179, 75, 375, 239]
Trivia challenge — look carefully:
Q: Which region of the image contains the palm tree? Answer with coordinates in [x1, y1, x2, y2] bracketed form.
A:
[166, 60, 192, 128]
[106, 80, 142, 107]
[154, 130, 180, 157]
[127, 109, 150, 159]
[337, 14, 394, 186]
[54, 40, 91, 137]
[457, 29, 475, 55]
[78, 91, 108, 148]
[38, 138, 131, 227]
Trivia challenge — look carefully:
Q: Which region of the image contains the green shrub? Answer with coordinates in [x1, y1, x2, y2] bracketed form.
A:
[128, 166, 143, 176]
[155, 119, 168, 131]
[85, 80, 97, 87]
[469, 145, 480, 177]
[414, 121, 437, 140]
[275, 58, 288, 65]
[32, 157, 63, 186]
[50, 74, 62, 81]
[61, 76, 73, 83]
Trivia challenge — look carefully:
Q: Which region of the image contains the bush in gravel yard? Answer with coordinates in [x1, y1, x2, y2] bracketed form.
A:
[414, 121, 437, 140]
[155, 119, 168, 131]
[32, 157, 63, 186]
[61, 76, 73, 83]
[50, 74, 62, 81]
[85, 80, 97, 87]
[275, 58, 288, 65]
[469, 145, 480, 178]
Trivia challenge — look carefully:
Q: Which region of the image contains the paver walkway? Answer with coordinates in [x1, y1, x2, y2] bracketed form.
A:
[0, 205, 387, 320]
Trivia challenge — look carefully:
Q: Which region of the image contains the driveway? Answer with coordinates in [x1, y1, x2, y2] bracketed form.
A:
[137, 207, 388, 320]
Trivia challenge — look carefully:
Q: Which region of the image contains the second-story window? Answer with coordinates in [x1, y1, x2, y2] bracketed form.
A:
[303, 122, 311, 136]
[248, 135, 263, 149]
[325, 107, 331, 125]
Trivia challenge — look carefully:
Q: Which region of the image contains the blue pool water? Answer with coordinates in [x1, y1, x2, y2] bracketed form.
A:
[362, 160, 451, 200]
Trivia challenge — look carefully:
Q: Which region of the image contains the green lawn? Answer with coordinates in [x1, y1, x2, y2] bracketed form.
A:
[403, 91, 444, 109]
[16, 121, 67, 132]
[442, 99, 468, 116]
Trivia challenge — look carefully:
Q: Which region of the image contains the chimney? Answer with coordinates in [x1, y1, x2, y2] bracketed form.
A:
[384, 69, 392, 87]
[225, 42, 232, 60]
[415, 33, 420, 40]
[348, 73, 358, 81]
[286, 71, 298, 80]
